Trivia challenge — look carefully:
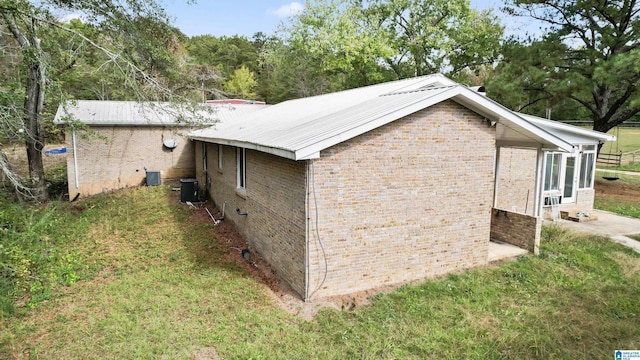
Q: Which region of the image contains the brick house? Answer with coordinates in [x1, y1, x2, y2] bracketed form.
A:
[53, 100, 267, 199]
[189, 74, 613, 301]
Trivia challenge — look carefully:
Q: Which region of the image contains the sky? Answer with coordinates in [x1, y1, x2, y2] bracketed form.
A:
[165, 0, 540, 38]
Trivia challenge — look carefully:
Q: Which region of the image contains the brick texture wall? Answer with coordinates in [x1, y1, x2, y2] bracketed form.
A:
[197, 142, 308, 297]
[307, 100, 495, 298]
[496, 148, 537, 215]
[66, 126, 195, 198]
[490, 208, 541, 254]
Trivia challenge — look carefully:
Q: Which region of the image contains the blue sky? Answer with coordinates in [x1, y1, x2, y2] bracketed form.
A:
[166, 0, 539, 38]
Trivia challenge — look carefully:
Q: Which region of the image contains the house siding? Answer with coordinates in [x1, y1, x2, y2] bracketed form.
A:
[496, 148, 537, 215]
[66, 126, 195, 198]
[198, 143, 308, 297]
[307, 100, 495, 298]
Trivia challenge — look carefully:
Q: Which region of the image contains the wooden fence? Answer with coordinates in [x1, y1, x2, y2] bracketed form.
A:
[597, 152, 622, 166]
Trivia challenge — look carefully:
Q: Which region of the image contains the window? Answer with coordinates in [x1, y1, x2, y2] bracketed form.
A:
[237, 147, 246, 189]
[218, 144, 223, 171]
[579, 148, 595, 189]
[544, 153, 562, 191]
[202, 142, 207, 172]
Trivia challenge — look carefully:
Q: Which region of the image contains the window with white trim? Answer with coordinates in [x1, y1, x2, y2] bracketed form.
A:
[218, 144, 223, 171]
[237, 147, 246, 189]
[544, 153, 562, 191]
[579, 145, 596, 189]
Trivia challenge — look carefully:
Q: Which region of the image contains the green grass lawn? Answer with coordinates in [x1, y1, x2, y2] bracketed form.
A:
[1, 187, 639, 359]
[601, 127, 640, 154]
[596, 127, 640, 172]
[594, 178, 640, 218]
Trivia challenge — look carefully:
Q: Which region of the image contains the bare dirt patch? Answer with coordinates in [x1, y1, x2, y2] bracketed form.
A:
[2, 142, 67, 177]
[595, 178, 640, 203]
[181, 198, 395, 320]
[191, 346, 220, 360]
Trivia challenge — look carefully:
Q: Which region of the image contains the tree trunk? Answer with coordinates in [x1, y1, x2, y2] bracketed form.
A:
[23, 58, 48, 202]
[3, 13, 49, 201]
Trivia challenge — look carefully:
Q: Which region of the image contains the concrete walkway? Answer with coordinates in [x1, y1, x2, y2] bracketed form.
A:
[549, 209, 640, 253]
[488, 241, 529, 262]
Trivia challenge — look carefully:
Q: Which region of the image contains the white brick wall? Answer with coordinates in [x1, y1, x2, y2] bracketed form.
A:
[66, 126, 196, 198]
[307, 101, 495, 298]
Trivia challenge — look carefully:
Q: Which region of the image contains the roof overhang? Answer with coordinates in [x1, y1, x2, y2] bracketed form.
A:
[518, 113, 616, 144]
[189, 134, 302, 160]
[450, 89, 575, 153]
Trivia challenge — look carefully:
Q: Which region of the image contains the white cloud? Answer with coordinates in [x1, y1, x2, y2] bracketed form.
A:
[57, 12, 84, 23]
[271, 2, 304, 18]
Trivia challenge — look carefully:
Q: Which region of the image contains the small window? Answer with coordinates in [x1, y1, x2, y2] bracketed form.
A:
[218, 144, 223, 171]
[579, 151, 595, 189]
[237, 148, 246, 189]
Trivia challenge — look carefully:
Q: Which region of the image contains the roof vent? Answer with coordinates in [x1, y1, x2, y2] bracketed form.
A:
[469, 86, 486, 96]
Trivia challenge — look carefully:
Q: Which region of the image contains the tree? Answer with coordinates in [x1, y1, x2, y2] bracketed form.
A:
[224, 66, 258, 99]
[0, 0, 187, 201]
[186, 34, 260, 79]
[500, 0, 640, 134]
[264, 0, 503, 101]
[369, 0, 503, 79]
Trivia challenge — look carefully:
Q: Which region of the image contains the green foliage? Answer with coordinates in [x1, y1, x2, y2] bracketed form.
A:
[224, 66, 258, 99]
[0, 0, 207, 199]
[263, 0, 503, 101]
[370, 0, 503, 77]
[186, 34, 259, 77]
[0, 197, 84, 317]
[494, 0, 640, 132]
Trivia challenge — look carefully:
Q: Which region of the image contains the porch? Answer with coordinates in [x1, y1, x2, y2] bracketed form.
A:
[488, 240, 529, 262]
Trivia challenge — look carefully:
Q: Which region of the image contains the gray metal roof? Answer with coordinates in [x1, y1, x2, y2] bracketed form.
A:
[190, 74, 586, 160]
[518, 114, 615, 144]
[53, 100, 268, 127]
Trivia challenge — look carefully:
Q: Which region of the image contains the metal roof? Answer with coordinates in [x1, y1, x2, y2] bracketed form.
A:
[518, 114, 616, 144]
[53, 100, 268, 127]
[191, 74, 585, 160]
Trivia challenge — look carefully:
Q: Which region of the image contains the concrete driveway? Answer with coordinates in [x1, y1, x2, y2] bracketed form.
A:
[550, 209, 640, 253]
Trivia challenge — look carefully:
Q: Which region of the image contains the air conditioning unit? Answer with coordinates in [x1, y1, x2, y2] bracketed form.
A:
[146, 171, 161, 186]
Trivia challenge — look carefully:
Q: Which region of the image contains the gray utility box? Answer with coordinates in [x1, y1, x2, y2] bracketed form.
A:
[146, 171, 161, 186]
[180, 178, 199, 203]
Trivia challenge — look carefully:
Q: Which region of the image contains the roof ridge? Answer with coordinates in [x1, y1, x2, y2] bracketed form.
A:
[278, 74, 447, 104]
[381, 84, 457, 97]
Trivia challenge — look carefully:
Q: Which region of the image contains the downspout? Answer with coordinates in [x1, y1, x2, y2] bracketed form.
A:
[304, 159, 310, 302]
[533, 146, 544, 217]
[72, 130, 79, 189]
[493, 145, 501, 208]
